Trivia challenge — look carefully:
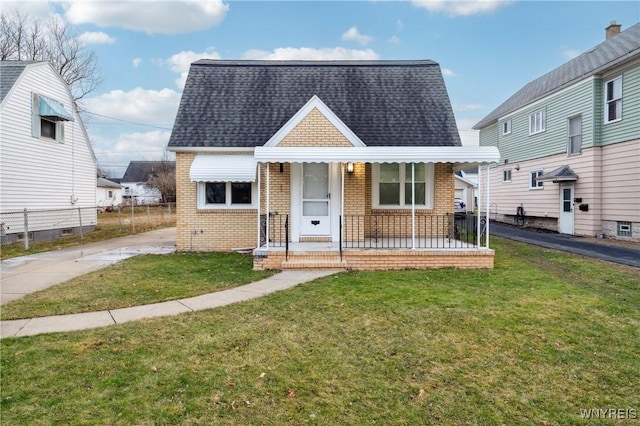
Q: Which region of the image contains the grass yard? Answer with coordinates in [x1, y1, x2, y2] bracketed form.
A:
[1, 238, 639, 425]
[0, 252, 275, 320]
[0, 207, 175, 260]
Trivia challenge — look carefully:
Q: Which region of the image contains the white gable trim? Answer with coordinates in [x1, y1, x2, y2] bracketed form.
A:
[263, 95, 366, 147]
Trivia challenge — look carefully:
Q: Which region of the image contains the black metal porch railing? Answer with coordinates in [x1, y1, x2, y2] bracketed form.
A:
[341, 213, 486, 249]
[259, 213, 289, 248]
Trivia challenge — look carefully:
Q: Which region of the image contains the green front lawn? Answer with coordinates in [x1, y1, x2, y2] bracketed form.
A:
[0, 252, 275, 320]
[1, 238, 638, 425]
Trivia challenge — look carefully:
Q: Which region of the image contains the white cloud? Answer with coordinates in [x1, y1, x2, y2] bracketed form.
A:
[92, 131, 173, 174]
[133, 58, 142, 68]
[441, 68, 457, 77]
[388, 35, 401, 45]
[396, 19, 404, 31]
[412, 0, 512, 16]
[243, 47, 380, 61]
[162, 48, 221, 88]
[454, 104, 485, 111]
[341, 26, 373, 45]
[78, 31, 116, 45]
[81, 87, 181, 127]
[64, 0, 229, 34]
[457, 117, 483, 132]
[562, 49, 582, 60]
[0, 1, 54, 19]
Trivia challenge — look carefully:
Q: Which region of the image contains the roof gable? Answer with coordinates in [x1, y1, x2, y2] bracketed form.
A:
[265, 95, 365, 147]
[168, 60, 461, 149]
[474, 22, 640, 129]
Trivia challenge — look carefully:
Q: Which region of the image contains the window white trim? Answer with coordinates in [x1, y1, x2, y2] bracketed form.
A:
[530, 170, 544, 190]
[567, 115, 582, 156]
[197, 181, 258, 210]
[604, 76, 622, 124]
[502, 169, 512, 183]
[371, 163, 434, 209]
[501, 119, 512, 135]
[529, 108, 546, 135]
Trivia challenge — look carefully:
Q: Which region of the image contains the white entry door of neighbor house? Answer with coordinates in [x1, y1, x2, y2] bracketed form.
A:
[301, 163, 331, 236]
[559, 183, 574, 234]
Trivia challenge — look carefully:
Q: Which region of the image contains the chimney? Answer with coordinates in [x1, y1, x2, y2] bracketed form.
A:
[606, 21, 621, 39]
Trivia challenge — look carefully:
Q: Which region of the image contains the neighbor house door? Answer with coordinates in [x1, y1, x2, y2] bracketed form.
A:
[300, 163, 331, 236]
[559, 184, 574, 234]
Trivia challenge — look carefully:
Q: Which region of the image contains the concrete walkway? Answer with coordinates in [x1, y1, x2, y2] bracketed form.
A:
[1, 227, 177, 305]
[490, 222, 640, 268]
[0, 269, 341, 339]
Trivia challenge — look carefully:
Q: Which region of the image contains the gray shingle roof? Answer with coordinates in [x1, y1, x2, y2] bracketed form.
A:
[97, 177, 122, 188]
[168, 60, 461, 148]
[121, 161, 176, 183]
[0, 61, 38, 103]
[474, 22, 640, 130]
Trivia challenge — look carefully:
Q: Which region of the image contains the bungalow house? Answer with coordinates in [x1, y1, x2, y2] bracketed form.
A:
[96, 177, 123, 208]
[120, 161, 175, 205]
[474, 22, 640, 241]
[0, 61, 96, 244]
[168, 60, 500, 270]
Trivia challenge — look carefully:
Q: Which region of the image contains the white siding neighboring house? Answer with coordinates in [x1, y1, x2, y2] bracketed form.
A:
[120, 161, 175, 205]
[0, 61, 97, 243]
[475, 22, 640, 241]
[96, 177, 123, 208]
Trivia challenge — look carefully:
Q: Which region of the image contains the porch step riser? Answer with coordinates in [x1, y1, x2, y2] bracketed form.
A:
[282, 261, 348, 269]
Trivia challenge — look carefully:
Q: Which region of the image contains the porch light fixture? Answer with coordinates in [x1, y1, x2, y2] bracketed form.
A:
[347, 162, 354, 174]
[515, 164, 520, 171]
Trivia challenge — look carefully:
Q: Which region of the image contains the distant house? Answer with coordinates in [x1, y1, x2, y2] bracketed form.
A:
[120, 161, 175, 205]
[455, 172, 477, 212]
[0, 61, 96, 243]
[474, 22, 640, 241]
[168, 60, 499, 270]
[96, 177, 123, 208]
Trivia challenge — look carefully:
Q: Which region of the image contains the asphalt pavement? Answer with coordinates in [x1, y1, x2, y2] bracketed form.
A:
[489, 222, 640, 268]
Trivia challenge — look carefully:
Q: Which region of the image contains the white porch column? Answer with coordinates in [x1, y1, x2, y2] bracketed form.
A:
[477, 165, 482, 249]
[256, 162, 261, 248]
[411, 162, 416, 250]
[341, 163, 345, 233]
[485, 163, 491, 249]
[266, 162, 270, 250]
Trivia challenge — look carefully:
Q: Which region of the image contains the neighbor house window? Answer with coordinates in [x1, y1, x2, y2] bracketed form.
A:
[108, 190, 113, 198]
[605, 76, 622, 123]
[617, 221, 631, 237]
[31, 93, 69, 143]
[198, 182, 255, 209]
[568, 116, 582, 155]
[503, 169, 512, 182]
[529, 108, 546, 135]
[40, 118, 57, 140]
[502, 119, 512, 135]
[373, 163, 434, 208]
[530, 170, 544, 189]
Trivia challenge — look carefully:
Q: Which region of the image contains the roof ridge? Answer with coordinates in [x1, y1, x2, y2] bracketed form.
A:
[192, 59, 439, 67]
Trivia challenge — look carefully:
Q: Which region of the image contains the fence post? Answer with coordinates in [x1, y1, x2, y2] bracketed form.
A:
[147, 204, 151, 225]
[131, 201, 135, 233]
[23, 208, 29, 250]
[118, 205, 122, 230]
[78, 207, 84, 243]
[168, 203, 172, 221]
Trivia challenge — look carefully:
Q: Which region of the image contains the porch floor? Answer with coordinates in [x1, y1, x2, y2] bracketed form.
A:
[253, 239, 493, 271]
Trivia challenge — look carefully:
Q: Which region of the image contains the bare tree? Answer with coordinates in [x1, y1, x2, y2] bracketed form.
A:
[146, 159, 176, 203]
[0, 10, 101, 100]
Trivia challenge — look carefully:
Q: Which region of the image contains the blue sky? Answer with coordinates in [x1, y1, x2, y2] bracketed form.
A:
[3, 1, 639, 177]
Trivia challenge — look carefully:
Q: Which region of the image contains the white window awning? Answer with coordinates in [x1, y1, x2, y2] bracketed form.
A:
[39, 95, 74, 122]
[190, 155, 258, 182]
[254, 146, 500, 166]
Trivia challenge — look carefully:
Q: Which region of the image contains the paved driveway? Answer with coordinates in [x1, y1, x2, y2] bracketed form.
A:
[490, 222, 640, 268]
[0, 227, 176, 304]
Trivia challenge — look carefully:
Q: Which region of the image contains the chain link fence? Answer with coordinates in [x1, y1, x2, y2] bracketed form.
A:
[1, 204, 175, 249]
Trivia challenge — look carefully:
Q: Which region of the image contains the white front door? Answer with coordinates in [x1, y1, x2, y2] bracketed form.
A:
[301, 163, 331, 236]
[559, 184, 574, 234]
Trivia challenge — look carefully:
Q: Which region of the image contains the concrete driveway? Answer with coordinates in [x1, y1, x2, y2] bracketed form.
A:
[0, 227, 176, 304]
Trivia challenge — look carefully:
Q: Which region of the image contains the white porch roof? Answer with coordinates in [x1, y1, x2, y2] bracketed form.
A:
[190, 155, 258, 182]
[254, 146, 500, 166]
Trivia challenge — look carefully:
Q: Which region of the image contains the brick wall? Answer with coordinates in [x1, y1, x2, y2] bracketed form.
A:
[176, 152, 258, 251]
[278, 107, 353, 147]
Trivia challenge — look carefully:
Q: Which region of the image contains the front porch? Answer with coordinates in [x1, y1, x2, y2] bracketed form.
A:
[253, 213, 494, 270]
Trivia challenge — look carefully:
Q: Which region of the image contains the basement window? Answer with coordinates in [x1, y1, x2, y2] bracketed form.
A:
[617, 221, 631, 237]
